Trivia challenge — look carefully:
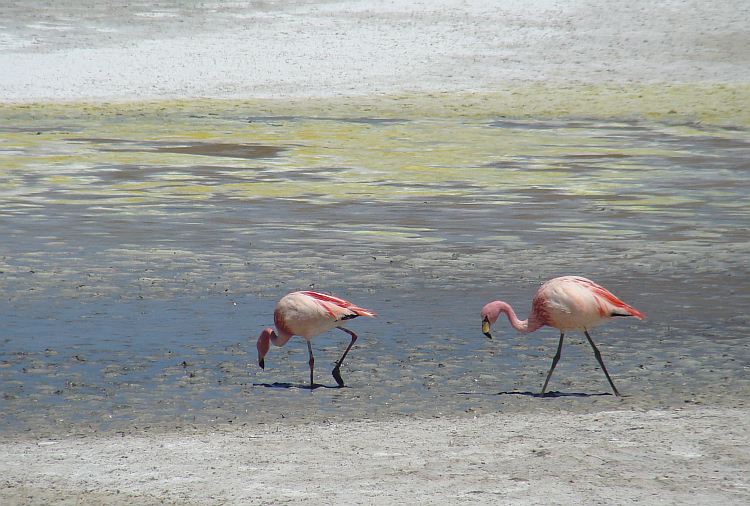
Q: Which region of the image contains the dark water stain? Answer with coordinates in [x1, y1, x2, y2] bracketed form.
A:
[67, 138, 285, 159]
[243, 115, 408, 125]
[0, 125, 82, 134]
[152, 142, 284, 159]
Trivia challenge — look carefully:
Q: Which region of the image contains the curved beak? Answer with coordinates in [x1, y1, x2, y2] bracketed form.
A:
[482, 316, 492, 339]
[258, 357, 265, 370]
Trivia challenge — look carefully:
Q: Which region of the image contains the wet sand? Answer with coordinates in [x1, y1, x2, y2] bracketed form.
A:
[2, 1, 750, 504]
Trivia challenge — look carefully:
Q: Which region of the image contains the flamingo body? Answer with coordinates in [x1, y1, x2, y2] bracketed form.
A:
[481, 276, 645, 397]
[531, 276, 645, 332]
[257, 291, 377, 387]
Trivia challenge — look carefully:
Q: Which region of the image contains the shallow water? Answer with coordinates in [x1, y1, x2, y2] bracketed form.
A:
[1, 94, 749, 438]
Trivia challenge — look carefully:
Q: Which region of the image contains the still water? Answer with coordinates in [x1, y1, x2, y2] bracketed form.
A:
[1, 93, 749, 437]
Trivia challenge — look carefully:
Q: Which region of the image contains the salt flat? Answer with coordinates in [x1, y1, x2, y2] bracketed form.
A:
[2, 408, 749, 505]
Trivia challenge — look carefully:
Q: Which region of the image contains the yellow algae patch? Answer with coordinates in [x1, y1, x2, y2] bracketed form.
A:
[1, 84, 748, 212]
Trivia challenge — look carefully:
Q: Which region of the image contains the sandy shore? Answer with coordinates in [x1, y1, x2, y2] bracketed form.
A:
[1, 407, 748, 505]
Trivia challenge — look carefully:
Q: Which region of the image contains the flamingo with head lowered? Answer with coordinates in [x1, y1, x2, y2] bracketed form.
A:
[257, 291, 377, 388]
[481, 276, 645, 397]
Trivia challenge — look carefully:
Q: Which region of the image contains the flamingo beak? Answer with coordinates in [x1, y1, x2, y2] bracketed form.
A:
[258, 358, 265, 370]
[482, 316, 492, 339]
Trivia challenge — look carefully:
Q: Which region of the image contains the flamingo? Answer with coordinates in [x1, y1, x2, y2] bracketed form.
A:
[480, 276, 645, 397]
[256, 291, 377, 388]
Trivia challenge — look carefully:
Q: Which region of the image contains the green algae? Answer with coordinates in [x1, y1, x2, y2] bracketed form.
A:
[2, 84, 748, 211]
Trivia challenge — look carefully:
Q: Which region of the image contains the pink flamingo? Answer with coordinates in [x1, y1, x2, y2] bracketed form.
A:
[481, 276, 645, 397]
[257, 291, 377, 388]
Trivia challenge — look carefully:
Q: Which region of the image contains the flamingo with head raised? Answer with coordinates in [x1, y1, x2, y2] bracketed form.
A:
[257, 291, 377, 388]
[481, 276, 645, 397]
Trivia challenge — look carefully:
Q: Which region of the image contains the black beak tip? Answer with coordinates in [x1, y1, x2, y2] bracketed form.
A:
[258, 358, 265, 370]
[483, 332, 493, 339]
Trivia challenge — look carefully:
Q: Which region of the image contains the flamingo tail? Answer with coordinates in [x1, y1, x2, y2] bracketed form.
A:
[590, 285, 646, 320]
[611, 305, 646, 320]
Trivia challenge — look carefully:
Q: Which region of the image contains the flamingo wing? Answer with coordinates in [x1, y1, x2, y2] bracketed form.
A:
[568, 277, 646, 320]
[588, 283, 645, 319]
[537, 276, 645, 331]
[300, 291, 378, 319]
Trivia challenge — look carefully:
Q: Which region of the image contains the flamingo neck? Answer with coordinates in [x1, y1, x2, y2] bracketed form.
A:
[257, 328, 289, 359]
[494, 301, 544, 334]
[268, 329, 284, 346]
[257, 324, 293, 355]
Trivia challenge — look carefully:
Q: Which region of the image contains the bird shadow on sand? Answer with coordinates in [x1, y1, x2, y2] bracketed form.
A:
[507, 390, 617, 398]
[460, 390, 618, 398]
[254, 382, 345, 390]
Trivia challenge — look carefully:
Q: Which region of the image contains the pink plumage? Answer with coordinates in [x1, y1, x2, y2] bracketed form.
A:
[481, 276, 645, 397]
[257, 291, 377, 388]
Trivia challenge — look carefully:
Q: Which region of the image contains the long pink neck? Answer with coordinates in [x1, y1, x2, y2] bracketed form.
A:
[495, 301, 544, 334]
[257, 327, 293, 360]
[267, 329, 282, 346]
[267, 327, 293, 347]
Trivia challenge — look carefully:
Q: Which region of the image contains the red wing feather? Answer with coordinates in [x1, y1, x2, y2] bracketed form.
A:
[301, 291, 378, 318]
[589, 284, 646, 320]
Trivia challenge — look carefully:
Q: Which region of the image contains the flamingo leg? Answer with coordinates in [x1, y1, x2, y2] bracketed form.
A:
[584, 331, 621, 397]
[332, 327, 358, 387]
[307, 340, 315, 388]
[541, 333, 565, 397]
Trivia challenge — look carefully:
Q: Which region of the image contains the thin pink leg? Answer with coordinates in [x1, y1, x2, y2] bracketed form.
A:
[332, 327, 358, 387]
[307, 340, 315, 388]
[584, 331, 621, 397]
[541, 333, 565, 397]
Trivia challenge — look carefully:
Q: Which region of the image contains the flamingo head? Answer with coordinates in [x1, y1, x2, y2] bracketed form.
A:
[480, 301, 503, 339]
[257, 328, 274, 369]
